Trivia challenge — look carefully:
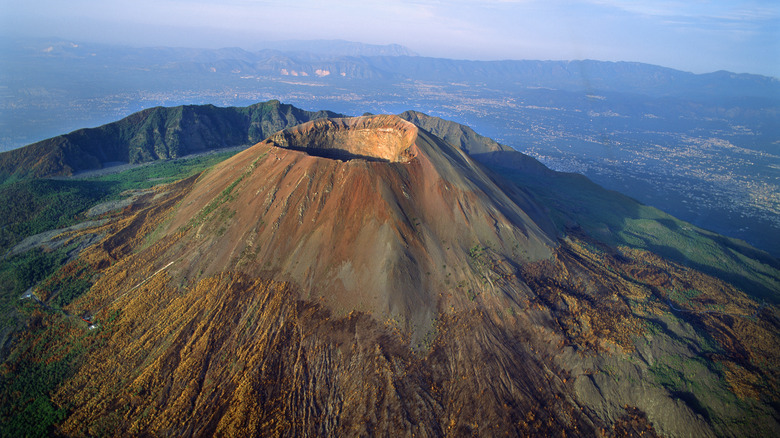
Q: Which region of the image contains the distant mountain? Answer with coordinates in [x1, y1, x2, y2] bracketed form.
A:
[5, 38, 775, 97]
[1, 37, 418, 62]
[0, 100, 341, 180]
[366, 57, 779, 98]
[254, 39, 419, 57]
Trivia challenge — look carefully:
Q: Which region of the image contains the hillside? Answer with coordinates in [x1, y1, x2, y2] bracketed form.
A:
[398, 111, 780, 302]
[0, 100, 341, 181]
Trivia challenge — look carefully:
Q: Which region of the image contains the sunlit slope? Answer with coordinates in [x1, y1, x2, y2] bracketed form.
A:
[157, 115, 555, 338]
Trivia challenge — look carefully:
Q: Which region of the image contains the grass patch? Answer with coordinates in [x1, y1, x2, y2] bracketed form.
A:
[666, 287, 702, 306]
[190, 175, 245, 228]
[86, 150, 239, 193]
[187, 152, 266, 229]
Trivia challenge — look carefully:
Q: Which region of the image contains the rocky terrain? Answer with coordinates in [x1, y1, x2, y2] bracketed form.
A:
[1, 114, 776, 436]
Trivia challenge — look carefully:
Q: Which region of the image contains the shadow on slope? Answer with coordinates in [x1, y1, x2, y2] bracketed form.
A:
[0, 101, 342, 182]
[396, 110, 779, 303]
[480, 153, 780, 303]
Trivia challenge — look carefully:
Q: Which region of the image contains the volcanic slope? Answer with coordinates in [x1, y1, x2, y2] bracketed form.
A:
[398, 110, 780, 300]
[13, 115, 779, 437]
[160, 115, 556, 340]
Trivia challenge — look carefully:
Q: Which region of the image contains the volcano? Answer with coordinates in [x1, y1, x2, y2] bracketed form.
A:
[155, 115, 556, 342]
[10, 112, 778, 437]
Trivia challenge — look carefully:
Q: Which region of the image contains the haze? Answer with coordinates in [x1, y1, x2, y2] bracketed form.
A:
[2, 0, 778, 77]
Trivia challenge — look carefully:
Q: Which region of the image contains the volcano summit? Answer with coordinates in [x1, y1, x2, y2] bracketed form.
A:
[159, 114, 555, 344]
[266, 115, 418, 162]
[1, 108, 778, 437]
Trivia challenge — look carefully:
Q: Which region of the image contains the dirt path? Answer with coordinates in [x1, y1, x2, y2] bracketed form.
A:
[65, 145, 250, 180]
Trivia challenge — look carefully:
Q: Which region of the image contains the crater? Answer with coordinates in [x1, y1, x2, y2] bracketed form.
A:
[267, 115, 418, 163]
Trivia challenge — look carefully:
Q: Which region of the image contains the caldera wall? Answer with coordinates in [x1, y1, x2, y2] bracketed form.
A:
[267, 115, 418, 162]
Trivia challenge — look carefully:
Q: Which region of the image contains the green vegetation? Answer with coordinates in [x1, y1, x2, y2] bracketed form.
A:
[496, 167, 780, 303]
[0, 245, 95, 360]
[47, 261, 95, 309]
[467, 243, 495, 294]
[0, 150, 238, 337]
[648, 354, 745, 426]
[0, 151, 238, 255]
[0, 305, 83, 437]
[666, 287, 703, 306]
[187, 152, 266, 229]
[9, 249, 71, 294]
[189, 175, 245, 228]
[0, 298, 118, 438]
[0, 180, 108, 253]
[0, 100, 339, 182]
[0, 247, 71, 330]
[468, 244, 485, 260]
[86, 150, 238, 192]
[637, 321, 756, 433]
[0, 150, 242, 437]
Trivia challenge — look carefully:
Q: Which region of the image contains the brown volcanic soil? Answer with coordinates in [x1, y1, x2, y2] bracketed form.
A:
[16, 114, 777, 437]
[162, 115, 555, 341]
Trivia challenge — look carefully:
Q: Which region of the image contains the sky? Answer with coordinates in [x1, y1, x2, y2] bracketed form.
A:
[2, 0, 779, 77]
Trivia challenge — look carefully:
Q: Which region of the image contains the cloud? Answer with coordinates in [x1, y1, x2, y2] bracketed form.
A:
[586, 0, 779, 28]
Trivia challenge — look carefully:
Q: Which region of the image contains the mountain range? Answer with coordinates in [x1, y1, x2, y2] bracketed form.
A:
[0, 102, 778, 436]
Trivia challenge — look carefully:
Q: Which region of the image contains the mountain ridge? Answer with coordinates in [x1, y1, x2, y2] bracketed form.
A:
[0, 101, 342, 181]
[5, 38, 777, 97]
[398, 110, 780, 302]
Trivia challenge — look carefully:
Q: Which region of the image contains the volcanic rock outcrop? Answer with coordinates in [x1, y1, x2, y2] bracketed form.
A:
[266, 116, 418, 162]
